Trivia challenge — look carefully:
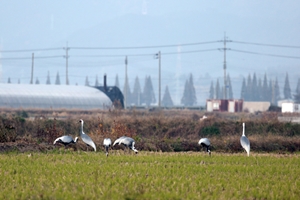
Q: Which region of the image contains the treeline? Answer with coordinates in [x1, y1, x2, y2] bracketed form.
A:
[7, 71, 300, 107]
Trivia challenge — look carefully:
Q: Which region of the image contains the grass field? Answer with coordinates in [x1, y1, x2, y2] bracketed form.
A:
[0, 150, 299, 200]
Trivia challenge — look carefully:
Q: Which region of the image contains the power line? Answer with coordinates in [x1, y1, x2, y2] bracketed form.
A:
[0, 48, 63, 53]
[232, 41, 300, 49]
[0, 55, 64, 60]
[230, 49, 300, 59]
[70, 41, 219, 50]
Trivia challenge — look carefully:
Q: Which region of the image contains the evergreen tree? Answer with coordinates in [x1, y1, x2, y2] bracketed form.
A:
[209, 81, 214, 99]
[257, 78, 262, 101]
[181, 80, 190, 106]
[132, 76, 142, 105]
[283, 72, 292, 99]
[215, 79, 221, 99]
[123, 75, 131, 106]
[188, 74, 197, 105]
[294, 78, 300, 103]
[7, 77, 11, 83]
[227, 74, 233, 99]
[35, 77, 40, 84]
[274, 77, 280, 105]
[115, 74, 120, 88]
[162, 85, 174, 107]
[95, 75, 99, 86]
[240, 78, 246, 99]
[46, 71, 51, 85]
[85, 76, 90, 86]
[18, 79, 20, 84]
[55, 72, 61, 85]
[252, 73, 258, 101]
[181, 74, 197, 106]
[246, 73, 252, 101]
[262, 73, 268, 101]
[143, 76, 156, 106]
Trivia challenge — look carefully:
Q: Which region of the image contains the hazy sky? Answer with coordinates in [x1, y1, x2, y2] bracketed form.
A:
[1, 0, 300, 105]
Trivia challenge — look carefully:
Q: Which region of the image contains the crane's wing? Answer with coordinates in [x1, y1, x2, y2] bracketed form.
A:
[81, 134, 97, 151]
[240, 136, 250, 156]
[113, 136, 126, 146]
[198, 138, 210, 146]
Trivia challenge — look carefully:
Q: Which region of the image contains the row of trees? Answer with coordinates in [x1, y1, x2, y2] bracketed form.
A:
[7, 70, 300, 106]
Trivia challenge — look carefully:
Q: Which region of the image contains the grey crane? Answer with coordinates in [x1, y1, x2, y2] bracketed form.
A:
[198, 138, 211, 155]
[53, 135, 78, 146]
[103, 138, 112, 157]
[79, 119, 97, 152]
[113, 136, 138, 154]
[240, 122, 250, 156]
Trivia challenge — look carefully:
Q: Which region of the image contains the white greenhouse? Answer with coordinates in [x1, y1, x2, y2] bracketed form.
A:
[0, 83, 113, 110]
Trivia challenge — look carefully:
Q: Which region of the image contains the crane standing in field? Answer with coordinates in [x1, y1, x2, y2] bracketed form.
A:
[198, 138, 211, 156]
[240, 122, 250, 156]
[113, 136, 138, 154]
[79, 119, 97, 152]
[103, 138, 112, 157]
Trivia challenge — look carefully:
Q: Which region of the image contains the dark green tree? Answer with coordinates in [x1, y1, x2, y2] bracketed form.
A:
[95, 75, 99, 86]
[274, 77, 280, 105]
[123, 75, 132, 106]
[241, 78, 246, 99]
[115, 74, 120, 88]
[162, 85, 174, 107]
[55, 72, 61, 85]
[262, 73, 268, 101]
[252, 73, 258, 101]
[246, 73, 252, 101]
[132, 76, 142, 106]
[227, 74, 233, 99]
[283, 72, 292, 99]
[85, 76, 90, 86]
[7, 77, 11, 83]
[294, 78, 300, 103]
[181, 74, 197, 106]
[181, 80, 191, 106]
[35, 77, 40, 84]
[215, 79, 221, 99]
[46, 71, 51, 85]
[142, 76, 156, 106]
[257, 78, 262, 101]
[209, 81, 214, 99]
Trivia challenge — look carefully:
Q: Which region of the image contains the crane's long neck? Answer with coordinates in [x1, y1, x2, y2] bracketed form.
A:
[242, 123, 245, 136]
[80, 122, 84, 134]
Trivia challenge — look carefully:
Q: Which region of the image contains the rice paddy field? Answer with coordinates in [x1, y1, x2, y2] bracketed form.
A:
[1, 150, 299, 200]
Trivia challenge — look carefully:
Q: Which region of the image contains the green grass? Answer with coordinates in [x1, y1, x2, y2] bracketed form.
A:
[0, 151, 299, 199]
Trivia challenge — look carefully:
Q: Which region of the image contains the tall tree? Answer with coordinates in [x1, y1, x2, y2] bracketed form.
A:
[85, 76, 90, 86]
[294, 78, 300, 103]
[274, 77, 280, 105]
[257, 78, 263, 101]
[240, 78, 246, 99]
[227, 74, 233, 99]
[123, 75, 131, 106]
[46, 71, 51, 85]
[7, 77, 11, 83]
[215, 79, 221, 99]
[35, 77, 40, 84]
[115, 74, 120, 88]
[143, 76, 156, 106]
[252, 73, 258, 101]
[262, 73, 268, 101]
[209, 81, 214, 99]
[181, 74, 197, 106]
[162, 85, 174, 107]
[246, 73, 252, 101]
[95, 75, 99, 86]
[55, 72, 61, 85]
[131, 76, 142, 106]
[283, 72, 292, 99]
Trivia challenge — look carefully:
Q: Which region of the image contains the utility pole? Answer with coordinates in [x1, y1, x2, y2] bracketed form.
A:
[219, 33, 231, 99]
[156, 51, 161, 108]
[125, 56, 128, 109]
[30, 53, 34, 84]
[63, 43, 70, 85]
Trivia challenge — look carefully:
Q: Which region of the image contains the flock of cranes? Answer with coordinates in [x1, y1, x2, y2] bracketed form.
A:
[53, 119, 251, 157]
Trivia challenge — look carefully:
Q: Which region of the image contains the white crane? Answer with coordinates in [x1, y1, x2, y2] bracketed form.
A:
[103, 138, 112, 157]
[53, 135, 78, 146]
[79, 119, 97, 152]
[113, 136, 138, 154]
[240, 122, 250, 156]
[198, 138, 211, 155]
